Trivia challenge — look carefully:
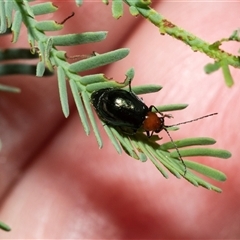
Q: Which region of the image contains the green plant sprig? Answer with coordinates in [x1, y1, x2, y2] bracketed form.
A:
[1, 0, 230, 193]
[0, 0, 232, 233]
[106, 0, 240, 87]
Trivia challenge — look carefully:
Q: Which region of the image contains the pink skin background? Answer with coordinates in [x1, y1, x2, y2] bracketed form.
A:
[0, 1, 240, 238]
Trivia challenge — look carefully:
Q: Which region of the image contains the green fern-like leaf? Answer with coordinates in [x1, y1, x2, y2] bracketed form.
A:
[103, 0, 240, 86]
[0, 0, 232, 234]
[5, 0, 230, 192]
[0, 0, 230, 206]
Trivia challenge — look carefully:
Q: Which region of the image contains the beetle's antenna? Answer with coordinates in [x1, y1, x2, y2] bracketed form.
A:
[166, 113, 218, 128]
[163, 127, 187, 175]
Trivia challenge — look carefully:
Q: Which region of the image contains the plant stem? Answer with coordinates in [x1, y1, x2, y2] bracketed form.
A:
[124, 0, 240, 68]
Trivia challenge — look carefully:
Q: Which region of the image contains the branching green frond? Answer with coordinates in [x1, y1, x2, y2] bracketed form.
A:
[0, 0, 232, 234]
[122, 0, 240, 67]
[104, 0, 240, 86]
[0, 0, 230, 207]
[1, 2, 130, 121]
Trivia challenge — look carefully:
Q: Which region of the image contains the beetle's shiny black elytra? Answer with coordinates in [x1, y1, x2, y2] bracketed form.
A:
[91, 88, 150, 133]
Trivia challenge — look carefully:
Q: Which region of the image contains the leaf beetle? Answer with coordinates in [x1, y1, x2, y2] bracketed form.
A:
[91, 81, 217, 175]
